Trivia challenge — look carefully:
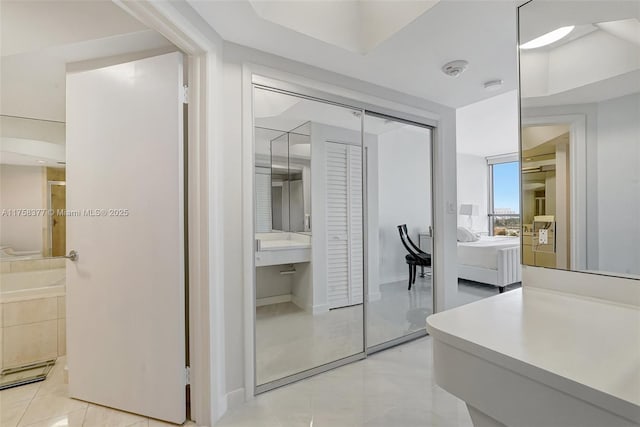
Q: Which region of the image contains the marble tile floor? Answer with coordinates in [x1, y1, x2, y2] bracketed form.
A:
[456, 279, 521, 306]
[256, 276, 519, 385]
[367, 277, 433, 347]
[219, 337, 473, 427]
[0, 356, 194, 427]
[256, 299, 364, 385]
[0, 279, 517, 427]
[256, 276, 435, 385]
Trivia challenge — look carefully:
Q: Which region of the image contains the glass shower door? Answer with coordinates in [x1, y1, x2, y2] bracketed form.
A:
[363, 113, 434, 351]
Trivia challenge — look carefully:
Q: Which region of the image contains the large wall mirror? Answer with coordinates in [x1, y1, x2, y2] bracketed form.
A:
[253, 86, 365, 390]
[518, 1, 640, 279]
[0, 114, 67, 388]
[1, 115, 67, 260]
[252, 85, 434, 392]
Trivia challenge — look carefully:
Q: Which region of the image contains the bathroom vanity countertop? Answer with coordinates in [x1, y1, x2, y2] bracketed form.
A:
[258, 240, 311, 251]
[426, 287, 640, 423]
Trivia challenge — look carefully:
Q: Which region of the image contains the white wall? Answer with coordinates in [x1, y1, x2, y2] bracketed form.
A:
[456, 90, 519, 157]
[0, 164, 45, 252]
[596, 93, 640, 276]
[456, 153, 488, 233]
[377, 126, 432, 284]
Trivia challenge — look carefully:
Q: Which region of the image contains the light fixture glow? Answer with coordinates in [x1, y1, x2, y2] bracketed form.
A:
[520, 26, 575, 50]
[483, 79, 503, 91]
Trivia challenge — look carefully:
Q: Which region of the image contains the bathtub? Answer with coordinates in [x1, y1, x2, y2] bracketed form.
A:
[1, 267, 67, 369]
[0, 268, 66, 303]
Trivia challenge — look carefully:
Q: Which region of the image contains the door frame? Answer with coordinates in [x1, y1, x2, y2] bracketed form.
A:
[361, 110, 436, 356]
[521, 114, 587, 271]
[47, 180, 66, 257]
[112, 1, 226, 425]
[243, 73, 439, 397]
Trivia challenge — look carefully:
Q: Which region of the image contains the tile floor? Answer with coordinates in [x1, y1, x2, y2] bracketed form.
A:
[219, 337, 473, 427]
[256, 276, 519, 385]
[0, 356, 191, 427]
[1, 280, 519, 427]
[456, 279, 521, 306]
[255, 276, 435, 385]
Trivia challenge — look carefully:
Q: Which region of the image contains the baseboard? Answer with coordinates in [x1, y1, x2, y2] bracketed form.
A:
[291, 294, 310, 311]
[256, 294, 291, 307]
[225, 387, 246, 412]
[312, 303, 329, 315]
[367, 291, 382, 302]
[380, 275, 410, 286]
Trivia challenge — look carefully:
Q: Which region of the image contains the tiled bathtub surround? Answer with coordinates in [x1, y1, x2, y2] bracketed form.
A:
[1, 258, 65, 274]
[1, 258, 66, 370]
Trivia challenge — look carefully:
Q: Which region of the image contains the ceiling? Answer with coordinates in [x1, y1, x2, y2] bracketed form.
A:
[520, 2, 640, 107]
[0, 1, 173, 123]
[248, 0, 439, 54]
[254, 88, 425, 162]
[188, 0, 520, 108]
[0, 1, 174, 167]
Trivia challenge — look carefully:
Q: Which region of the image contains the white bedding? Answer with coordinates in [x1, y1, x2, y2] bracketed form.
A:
[457, 236, 519, 269]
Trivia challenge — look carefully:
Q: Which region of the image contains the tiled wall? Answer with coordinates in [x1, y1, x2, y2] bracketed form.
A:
[0, 257, 65, 273]
[1, 296, 66, 369]
[1, 257, 66, 369]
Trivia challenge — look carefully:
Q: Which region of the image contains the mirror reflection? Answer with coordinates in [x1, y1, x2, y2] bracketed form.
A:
[253, 87, 364, 387]
[364, 113, 433, 349]
[1, 115, 66, 260]
[519, 0, 640, 278]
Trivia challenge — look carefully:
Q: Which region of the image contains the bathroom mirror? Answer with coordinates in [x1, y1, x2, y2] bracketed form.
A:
[255, 123, 311, 233]
[0, 115, 67, 260]
[253, 86, 364, 390]
[518, 1, 640, 278]
[270, 131, 290, 231]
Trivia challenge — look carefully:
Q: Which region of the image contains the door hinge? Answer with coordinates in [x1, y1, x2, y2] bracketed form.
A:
[185, 366, 191, 385]
[181, 85, 189, 104]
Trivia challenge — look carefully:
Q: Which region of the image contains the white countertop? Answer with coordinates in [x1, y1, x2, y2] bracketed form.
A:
[426, 288, 640, 422]
[258, 240, 311, 251]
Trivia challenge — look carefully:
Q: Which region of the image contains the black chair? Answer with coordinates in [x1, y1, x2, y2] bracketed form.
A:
[398, 224, 432, 290]
[402, 224, 430, 277]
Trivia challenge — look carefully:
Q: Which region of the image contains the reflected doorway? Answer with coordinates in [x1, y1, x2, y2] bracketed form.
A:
[363, 113, 434, 351]
[47, 166, 66, 257]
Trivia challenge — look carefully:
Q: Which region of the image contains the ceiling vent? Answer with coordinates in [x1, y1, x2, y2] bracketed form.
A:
[441, 60, 468, 77]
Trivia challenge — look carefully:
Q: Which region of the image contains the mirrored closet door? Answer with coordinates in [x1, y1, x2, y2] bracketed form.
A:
[363, 113, 434, 350]
[253, 86, 365, 391]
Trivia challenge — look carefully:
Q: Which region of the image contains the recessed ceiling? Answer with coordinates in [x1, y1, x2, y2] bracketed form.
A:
[519, 1, 640, 107]
[188, 0, 520, 108]
[1, 1, 148, 57]
[248, 0, 439, 54]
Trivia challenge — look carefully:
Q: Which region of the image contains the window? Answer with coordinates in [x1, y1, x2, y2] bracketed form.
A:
[488, 158, 520, 236]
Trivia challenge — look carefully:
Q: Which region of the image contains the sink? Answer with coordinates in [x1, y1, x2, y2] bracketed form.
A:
[255, 232, 311, 267]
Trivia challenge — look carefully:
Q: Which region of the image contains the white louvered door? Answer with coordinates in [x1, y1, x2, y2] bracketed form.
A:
[348, 145, 363, 305]
[326, 142, 363, 309]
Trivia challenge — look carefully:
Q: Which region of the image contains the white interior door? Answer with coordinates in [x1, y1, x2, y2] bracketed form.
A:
[326, 142, 363, 309]
[66, 52, 185, 424]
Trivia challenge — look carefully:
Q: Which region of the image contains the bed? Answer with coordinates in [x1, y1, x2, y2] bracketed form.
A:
[457, 235, 521, 292]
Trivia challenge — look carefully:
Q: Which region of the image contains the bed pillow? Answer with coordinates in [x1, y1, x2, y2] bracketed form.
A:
[457, 226, 480, 242]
